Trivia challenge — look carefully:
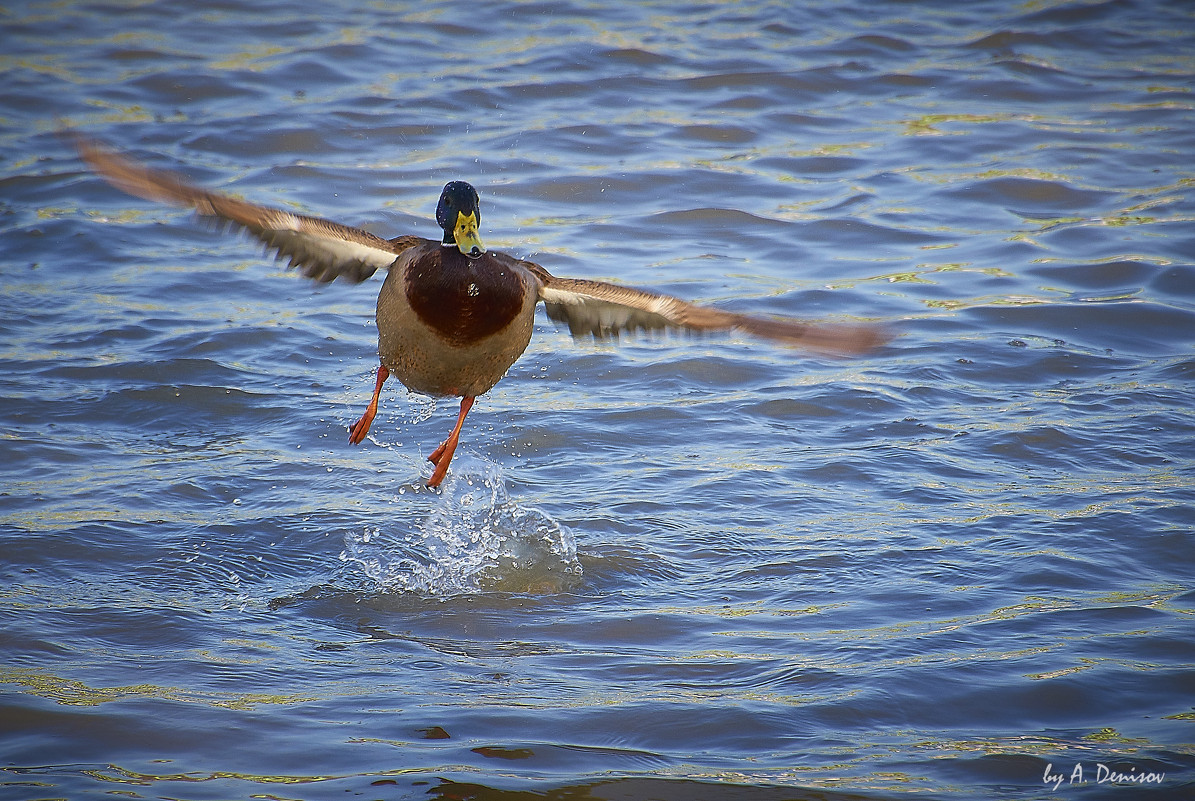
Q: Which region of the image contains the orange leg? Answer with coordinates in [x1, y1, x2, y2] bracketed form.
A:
[427, 396, 475, 488]
[348, 364, 390, 445]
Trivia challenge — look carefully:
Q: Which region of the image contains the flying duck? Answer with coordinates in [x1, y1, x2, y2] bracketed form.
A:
[77, 138, 886, 487]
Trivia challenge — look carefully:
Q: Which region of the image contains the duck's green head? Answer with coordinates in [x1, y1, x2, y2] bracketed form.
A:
[436, 181, 485, 259]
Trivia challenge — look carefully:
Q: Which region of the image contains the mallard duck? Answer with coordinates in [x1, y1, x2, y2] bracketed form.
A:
[77, 138, 887, 487]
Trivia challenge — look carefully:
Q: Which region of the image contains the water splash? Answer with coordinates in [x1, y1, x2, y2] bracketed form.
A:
[340, 459, 581, 595]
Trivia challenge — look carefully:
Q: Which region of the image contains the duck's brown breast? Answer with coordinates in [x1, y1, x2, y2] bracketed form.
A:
[405, 249, 528, 346]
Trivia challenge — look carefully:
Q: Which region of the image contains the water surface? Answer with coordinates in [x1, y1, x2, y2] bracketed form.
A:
[2, 1, 1194, 798]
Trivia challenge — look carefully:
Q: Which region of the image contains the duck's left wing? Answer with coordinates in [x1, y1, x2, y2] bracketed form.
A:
[76, 137, 413, 284]
[524, 261, 887, 356]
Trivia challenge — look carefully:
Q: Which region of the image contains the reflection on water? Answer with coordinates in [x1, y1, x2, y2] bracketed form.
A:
[341, 460, 582, 595]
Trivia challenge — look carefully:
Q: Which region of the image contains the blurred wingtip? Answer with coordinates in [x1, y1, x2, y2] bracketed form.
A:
[71, 134, 199, 209]
[734, 316, 893, 357]
[800, 322, 893, 358]
[69, 131, 111, 168]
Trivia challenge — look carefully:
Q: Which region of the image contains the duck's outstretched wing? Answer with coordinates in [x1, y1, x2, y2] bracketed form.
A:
[76, 137, 419, 283]
[523, 260, 888, 356]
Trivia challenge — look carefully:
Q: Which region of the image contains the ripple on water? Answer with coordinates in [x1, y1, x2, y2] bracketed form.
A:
[340, 459, 582, 596]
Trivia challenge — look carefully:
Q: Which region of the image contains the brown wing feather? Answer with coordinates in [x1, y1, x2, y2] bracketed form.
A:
[76, 137, 413, 284]
[526, 260, 887, 356]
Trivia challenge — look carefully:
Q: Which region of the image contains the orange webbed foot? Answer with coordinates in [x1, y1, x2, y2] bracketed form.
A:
[349, 364, 389, 445]
[425, 397, 475, 488]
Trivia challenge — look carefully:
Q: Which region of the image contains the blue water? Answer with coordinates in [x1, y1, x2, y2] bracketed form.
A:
[3, 1, 1195, 798]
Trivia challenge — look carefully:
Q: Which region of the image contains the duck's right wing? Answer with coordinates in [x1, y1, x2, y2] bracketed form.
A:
[522, 261, 888, 356]
[77, 137, 419, 284]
